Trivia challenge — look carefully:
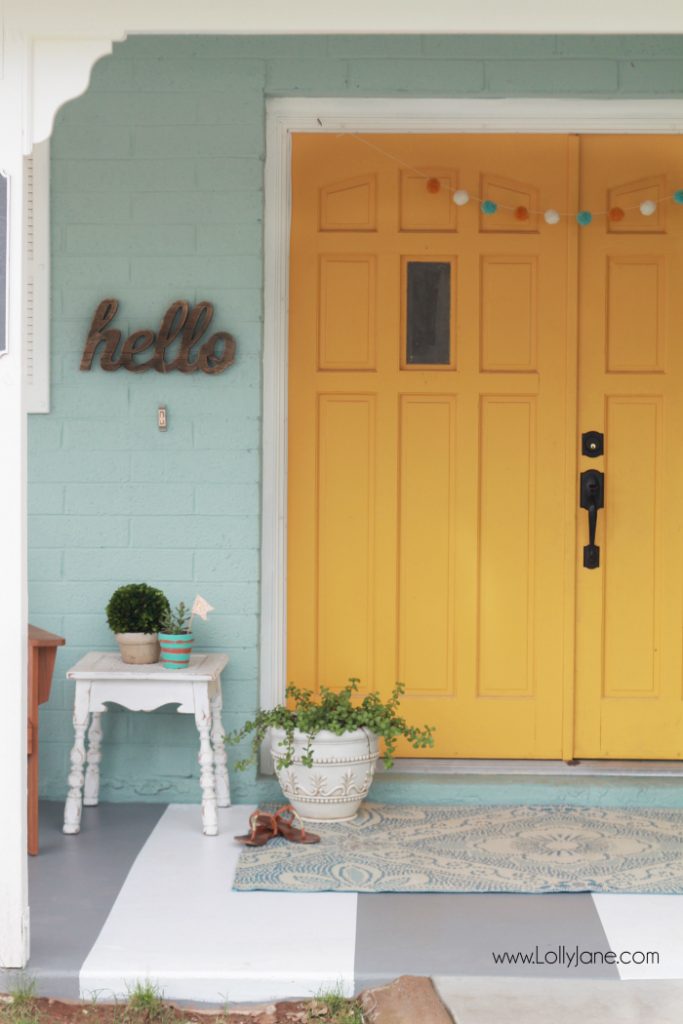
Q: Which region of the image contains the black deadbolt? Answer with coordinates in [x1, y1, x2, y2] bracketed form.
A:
[582, 431, 604, 458]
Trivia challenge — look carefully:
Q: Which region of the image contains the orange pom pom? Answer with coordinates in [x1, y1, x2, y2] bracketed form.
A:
[514, 205, 530, 221]
[609, 207, 625, 222]
[426, 177, 441, 194]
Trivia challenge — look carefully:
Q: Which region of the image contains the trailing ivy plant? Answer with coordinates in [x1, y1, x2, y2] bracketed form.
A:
[227, 678, 435, 771]
[106, 583, 170, 635]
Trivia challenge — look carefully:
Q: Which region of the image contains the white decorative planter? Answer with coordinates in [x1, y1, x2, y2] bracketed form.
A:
[270, 726, 379, 822]
[114, 632, 159, 665]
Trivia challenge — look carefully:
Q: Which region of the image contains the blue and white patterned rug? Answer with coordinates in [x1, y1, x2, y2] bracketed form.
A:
[232, 803, 683, 894]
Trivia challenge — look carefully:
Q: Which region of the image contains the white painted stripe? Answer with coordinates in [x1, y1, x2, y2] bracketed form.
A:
[592, 895, 683, 980]
[79, 804, 357, 1004]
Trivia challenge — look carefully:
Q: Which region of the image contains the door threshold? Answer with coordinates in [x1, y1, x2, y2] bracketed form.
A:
[377, 758, 683, 777]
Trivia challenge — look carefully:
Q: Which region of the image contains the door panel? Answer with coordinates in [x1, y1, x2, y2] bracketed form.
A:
[478, 396, 536, 699]
[288, 134, 574, 757]
[480, 256, 538, 371]
[316, 395, 376, 688]
[397, 394, 457, 697]
[574, 135, 683, 758]
[318, 256, 377, 370]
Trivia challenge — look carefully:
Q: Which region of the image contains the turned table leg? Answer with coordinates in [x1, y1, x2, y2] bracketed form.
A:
[194, 683, 218, 836]
[210, 679, 230, 808]
[63, 681, 91, 835]
[84, 711, 104, 806]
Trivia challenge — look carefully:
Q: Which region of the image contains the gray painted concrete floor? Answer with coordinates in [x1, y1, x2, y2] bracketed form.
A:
[3, 801, 679, 1008]
[3, 802, 165, 999]
[354, 893, 618, 985]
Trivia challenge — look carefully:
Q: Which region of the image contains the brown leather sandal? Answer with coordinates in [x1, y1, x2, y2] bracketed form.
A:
[274, 804, 321, 844]
[234, 810, 278, 846]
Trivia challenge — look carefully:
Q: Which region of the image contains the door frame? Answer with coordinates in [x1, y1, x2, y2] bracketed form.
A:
[260, 96, 683, 762]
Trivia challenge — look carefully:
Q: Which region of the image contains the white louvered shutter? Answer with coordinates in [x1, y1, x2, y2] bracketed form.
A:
[24, 140, 50, 413]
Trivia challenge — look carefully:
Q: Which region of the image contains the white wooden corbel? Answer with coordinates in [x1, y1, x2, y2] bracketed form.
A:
[30, 37, 121, 149]
[25, 36, 125, 411]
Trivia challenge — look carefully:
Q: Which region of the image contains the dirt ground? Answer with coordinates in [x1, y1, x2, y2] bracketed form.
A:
[0, 994, 361, 1024]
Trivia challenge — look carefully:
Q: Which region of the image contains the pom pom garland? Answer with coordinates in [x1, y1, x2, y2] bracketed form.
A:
[346, 132, 683, 225]
[423, 173, 683, 226]
[442, 189, 683, 224]
[440, 189, 683, 222]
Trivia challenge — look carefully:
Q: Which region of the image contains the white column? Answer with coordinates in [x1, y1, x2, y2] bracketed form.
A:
[0, 27, 29, 969]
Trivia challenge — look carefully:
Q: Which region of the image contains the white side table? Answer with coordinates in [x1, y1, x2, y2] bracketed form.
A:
[63, 651, 230, 837]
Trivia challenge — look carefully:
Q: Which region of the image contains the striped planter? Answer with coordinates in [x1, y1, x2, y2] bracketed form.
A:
[159, 632, 194, 670]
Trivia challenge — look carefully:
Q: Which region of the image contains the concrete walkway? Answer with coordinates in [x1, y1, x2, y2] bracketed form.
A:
[435, 978, 683, 1024]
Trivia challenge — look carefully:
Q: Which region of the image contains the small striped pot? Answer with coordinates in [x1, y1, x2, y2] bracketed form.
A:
[159, 632, 194, 670]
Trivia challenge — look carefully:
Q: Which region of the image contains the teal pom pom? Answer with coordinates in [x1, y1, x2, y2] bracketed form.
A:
[576, 210, 592, 226]
[674, 189, 683, 205]
[481, 200, 497, 215]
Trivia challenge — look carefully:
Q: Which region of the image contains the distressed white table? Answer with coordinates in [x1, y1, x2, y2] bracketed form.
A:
[63, 651, 230, 837]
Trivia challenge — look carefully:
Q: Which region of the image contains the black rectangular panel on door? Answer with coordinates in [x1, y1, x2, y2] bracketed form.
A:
[406, 260, 451, 365]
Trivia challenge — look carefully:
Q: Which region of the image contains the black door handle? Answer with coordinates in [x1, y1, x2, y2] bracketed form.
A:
[580, 469, 604, 569]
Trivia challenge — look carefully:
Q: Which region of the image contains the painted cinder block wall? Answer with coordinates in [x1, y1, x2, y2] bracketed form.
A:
[30, 34, 683, 804]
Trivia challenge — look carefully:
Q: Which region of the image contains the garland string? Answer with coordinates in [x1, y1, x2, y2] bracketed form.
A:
[335, 130, 683, 222]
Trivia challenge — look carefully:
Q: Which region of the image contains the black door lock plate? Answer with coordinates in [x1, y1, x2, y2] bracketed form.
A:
[582, 431, 604, 458]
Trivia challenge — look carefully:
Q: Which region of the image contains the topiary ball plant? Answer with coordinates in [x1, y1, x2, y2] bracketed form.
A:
[106, 583, 170, 635]
[106, 583, 171, 664]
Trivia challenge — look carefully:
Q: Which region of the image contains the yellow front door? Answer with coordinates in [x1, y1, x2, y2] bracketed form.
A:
[288, 134, 576, 757]
[574, 136, 683, 758]
[288, 132, 683, 760]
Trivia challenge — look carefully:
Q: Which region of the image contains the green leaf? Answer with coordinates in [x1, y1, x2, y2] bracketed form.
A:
[225, 679, 436, 771]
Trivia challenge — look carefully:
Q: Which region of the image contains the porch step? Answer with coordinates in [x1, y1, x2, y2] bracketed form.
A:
[379, 758, 683, 777]
[12, 803, 683, 1006]
[252, 760, 683, 809]
[366, 769, 683, 809]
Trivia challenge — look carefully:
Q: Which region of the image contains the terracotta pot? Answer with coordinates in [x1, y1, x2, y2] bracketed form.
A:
[115, 632, 159, 665]
[270, 726, 379, 822]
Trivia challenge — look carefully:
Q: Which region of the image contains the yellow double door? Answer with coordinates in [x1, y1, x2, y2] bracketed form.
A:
[287, 133, 683, 760]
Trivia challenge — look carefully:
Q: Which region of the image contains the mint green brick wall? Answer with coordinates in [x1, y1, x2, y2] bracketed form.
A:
[31, 34, 683, 804]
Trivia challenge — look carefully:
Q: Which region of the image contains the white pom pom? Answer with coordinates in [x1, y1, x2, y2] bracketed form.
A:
[544, 209, 560, 225]
[640, 199, 657, 217]
[452, 189, 470, 207]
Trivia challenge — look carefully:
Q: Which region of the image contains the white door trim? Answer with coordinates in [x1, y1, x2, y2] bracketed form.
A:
[259, 96, 683, 719]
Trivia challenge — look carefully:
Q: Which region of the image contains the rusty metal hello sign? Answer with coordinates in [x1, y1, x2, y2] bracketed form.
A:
[80, 299, 236, 374]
